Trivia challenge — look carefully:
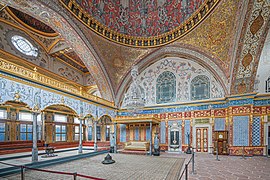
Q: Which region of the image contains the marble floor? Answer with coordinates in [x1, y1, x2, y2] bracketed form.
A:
[185, 153, 270, 180]
[1, 150, 270, 180]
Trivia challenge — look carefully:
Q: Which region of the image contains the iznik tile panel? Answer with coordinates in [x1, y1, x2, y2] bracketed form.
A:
[252, 116, 261, 146]
[160, 121, 166, 144]
[214, 118, 225, 131]
[120, 124, 126, 142]
[146, 127, 150, 141]
[233, 116, 249, 146]
[185, 120, 191, 144]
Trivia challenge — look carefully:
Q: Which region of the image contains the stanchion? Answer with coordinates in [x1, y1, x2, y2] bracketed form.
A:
[216, 142, 220, 161]
[241, 146, 245, 159]
[267, 144, 269, 158]
[73, 172, 77, 180]
[21, 166, 25, 180]
[192, 150, 195, 174]
[185, 164, 188, 180]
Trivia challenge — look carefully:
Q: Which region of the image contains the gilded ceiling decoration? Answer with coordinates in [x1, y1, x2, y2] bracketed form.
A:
[180, 0, 241, 77]
[1, 7, 89, 74]
[89, 30, 152, 89]
[7, 7, 57, 36]
[55, 51, 88, 73]
[60, 0, 220, 47]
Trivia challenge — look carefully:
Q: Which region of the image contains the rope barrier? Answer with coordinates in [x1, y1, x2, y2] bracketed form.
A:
[178, 152, 195, 180]
[0, 161, 21, 167]
[0, 161, 105, 180]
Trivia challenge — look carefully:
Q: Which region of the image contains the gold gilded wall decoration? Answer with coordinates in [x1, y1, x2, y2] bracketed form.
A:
[180, 0, 241, 75]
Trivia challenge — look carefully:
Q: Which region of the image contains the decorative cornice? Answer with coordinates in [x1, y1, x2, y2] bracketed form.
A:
[0, 55, 115, 108]
[59, 0, 220, 48]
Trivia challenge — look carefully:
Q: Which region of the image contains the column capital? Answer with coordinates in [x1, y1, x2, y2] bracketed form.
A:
[31, 104, 41, 114]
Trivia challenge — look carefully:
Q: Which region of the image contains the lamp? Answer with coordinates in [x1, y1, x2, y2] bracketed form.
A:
[123, 65, 145, 114]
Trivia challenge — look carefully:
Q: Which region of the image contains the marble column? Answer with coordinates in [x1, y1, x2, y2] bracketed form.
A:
[32, 111, 39, 162]
[150, 122, 152, 156]
[41, 112, 45, 142]
[78, 117, 83, 154]
[94, 121, 97, 152]
[114, 123, 117, 153]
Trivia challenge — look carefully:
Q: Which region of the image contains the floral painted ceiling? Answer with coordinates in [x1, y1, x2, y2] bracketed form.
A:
[73, 0, 205, 37]
[61, 0, 218, 48]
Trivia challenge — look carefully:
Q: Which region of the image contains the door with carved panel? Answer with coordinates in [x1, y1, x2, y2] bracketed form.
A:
[196, 128, 208, 152]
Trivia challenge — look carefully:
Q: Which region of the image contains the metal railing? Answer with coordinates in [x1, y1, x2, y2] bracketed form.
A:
[0, 161, 104, 180]
[179, 150, 195, 180]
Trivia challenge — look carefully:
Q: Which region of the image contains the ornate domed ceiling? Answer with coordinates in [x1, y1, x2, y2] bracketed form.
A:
[60, 0, 220, 47]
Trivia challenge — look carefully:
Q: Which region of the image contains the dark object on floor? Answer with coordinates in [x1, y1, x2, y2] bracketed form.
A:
[102, 153, 115, 164]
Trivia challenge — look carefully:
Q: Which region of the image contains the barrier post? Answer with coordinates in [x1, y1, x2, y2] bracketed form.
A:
[216, 141, 220, 161]
[185, 164, 188, 180]
[21, 166, 25, 180]
[73, 172, 77, 180]
[192, 150, 195, 174]
[241, 146, 245, 159]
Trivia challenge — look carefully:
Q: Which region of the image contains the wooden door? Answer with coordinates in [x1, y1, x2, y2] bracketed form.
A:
[196, 128, 208, 152]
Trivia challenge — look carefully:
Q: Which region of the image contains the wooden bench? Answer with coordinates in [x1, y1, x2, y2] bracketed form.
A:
[0, 140, 44, 155]
[124, 141, 150, 151]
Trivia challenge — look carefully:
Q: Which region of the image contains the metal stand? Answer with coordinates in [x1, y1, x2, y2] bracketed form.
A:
[191, 150, 195, 174]
[185, 164, 188, 180]
[21, 166, 25, 180]
[186, 133, 192, 154]
[216, 141, 220, 161]
[73, 172, 77, 180]
[240, 146, 245, 159]
[266, 144, 269, 158]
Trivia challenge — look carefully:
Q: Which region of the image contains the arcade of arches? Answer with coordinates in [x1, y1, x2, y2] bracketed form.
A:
[0, 0, 270, 165]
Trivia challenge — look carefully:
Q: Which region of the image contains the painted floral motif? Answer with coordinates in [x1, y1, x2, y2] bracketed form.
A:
[76, 0, 204, 37]
[122, 58, 225, 107]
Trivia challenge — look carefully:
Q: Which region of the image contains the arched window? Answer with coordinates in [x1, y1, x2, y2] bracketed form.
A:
[191, 75, 210, 100]
[156, 71, 176, 104]
[11, 35, 38, 57]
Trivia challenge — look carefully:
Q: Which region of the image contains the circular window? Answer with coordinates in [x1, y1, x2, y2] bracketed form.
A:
[11, 35, 38, 57]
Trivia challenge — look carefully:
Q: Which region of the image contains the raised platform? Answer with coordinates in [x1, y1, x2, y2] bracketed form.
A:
[118, 149, 149, 155]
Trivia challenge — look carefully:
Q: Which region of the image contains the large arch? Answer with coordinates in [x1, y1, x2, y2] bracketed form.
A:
[1, 0, 114, 101]
[230, 0, 270, 94]
[116, 44, 228, 107]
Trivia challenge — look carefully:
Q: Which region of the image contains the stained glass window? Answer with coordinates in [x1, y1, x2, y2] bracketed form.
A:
[20, 124, 32, 140]
[74, 126, 79, 141]
[74, 117, 80, 124]
[156, 71, 176, 104]
[97, 126, 101, 141]
[191, 75, 210, 100]
[266, 76, 270, 93]
[19, 112, 33, 121]
[54, 114, 67, 122]
[11, 35, 38, 57]
[55, 125, 66, 142]
[88, 125, 92, 141]
[0, 123, 5, 141]
[0, 109, 7, 119]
